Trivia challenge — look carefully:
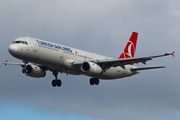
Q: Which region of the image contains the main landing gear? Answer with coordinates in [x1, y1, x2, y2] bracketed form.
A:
[52, 71, 62, 87]
[89, 78, 100, 85]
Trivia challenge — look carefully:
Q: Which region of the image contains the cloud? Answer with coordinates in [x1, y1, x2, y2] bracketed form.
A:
[0, 0, 179, 120]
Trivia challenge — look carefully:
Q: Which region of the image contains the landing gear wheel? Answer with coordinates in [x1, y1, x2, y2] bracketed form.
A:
[90, 78, 95, 85]
[89, 78, 100, 86]
[52, 80, 62, 87]
[94, 78, 99, 85]
[52, 80, 57, 87]
[22, 61, 29, 73]
[22, 69, 26, 73]
[57, 80, 62, 87]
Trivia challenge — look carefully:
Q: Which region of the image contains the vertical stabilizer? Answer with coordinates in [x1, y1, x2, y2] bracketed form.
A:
[119, 32, 138, 59]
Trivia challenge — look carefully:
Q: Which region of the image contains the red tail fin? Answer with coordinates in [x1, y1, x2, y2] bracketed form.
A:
[119, 32, 138, 59]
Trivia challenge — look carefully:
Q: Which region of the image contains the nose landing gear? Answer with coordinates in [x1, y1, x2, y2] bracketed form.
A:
[22, 61, 29, 73]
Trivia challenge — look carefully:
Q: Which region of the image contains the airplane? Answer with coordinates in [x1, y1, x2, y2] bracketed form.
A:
[3, 32, 175, 87]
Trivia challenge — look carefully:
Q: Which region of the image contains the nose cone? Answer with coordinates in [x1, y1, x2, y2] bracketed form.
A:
[8, 44, 18, 55]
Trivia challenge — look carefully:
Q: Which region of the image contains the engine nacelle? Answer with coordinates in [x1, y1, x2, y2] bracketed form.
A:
[81, 62, 103, 75]
[25, 65, 46, 78]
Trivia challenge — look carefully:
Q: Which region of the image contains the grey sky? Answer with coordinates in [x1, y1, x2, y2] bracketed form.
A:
[0, 0, 179, 120]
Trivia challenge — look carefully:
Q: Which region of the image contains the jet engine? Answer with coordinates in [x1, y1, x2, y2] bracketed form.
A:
[81, 62, 103, 75]
[23, 64, 46, 78]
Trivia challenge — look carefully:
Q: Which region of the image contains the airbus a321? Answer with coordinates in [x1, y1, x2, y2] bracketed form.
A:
[4, 32, 174, 87]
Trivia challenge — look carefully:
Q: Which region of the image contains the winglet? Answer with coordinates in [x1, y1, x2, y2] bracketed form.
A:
[171, 51, 175, 57]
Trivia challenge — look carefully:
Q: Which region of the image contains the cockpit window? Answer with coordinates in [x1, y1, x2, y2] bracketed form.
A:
[25, 41, 28, 45]
[15, 41, 21, 43]
[12, 41, 28, 45]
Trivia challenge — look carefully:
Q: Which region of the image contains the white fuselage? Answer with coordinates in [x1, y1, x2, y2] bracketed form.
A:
[9, 37, 138, 80]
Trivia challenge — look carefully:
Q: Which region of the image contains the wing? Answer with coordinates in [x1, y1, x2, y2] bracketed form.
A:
[73, 52, 175, 69]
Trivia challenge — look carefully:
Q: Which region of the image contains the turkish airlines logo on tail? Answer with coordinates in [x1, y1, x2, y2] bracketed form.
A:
[125, 41, 135, 58]
[119, 32, 138, 59]
[120, 41, 135, 58]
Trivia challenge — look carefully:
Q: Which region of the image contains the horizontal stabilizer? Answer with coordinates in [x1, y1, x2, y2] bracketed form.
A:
[3, 61, 44, 68]
[131, 66, 165, 71]
[3, 61, 25, 66]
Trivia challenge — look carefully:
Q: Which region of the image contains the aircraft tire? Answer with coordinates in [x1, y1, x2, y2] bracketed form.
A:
[94, 78, 99, 85]
[52, 80, 57, 87]
[57, 80, 62, 87]
[22, 69, 26, 73]
[90, 78, 95, 85]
